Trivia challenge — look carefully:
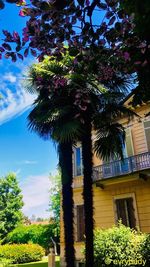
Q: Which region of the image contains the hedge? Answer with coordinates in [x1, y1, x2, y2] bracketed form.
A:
[0, 244, 44, 264]
[6, 224, 59, 253]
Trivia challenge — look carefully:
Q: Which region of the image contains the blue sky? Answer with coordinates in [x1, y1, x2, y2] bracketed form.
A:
[0, 3, 58, 218]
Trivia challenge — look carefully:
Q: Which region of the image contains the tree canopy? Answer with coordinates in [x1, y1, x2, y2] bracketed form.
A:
[49, 172, 61, 226]
[0, 173, 24, 241]
[0, 0, 149, 104]
[26, 52, 135, 160]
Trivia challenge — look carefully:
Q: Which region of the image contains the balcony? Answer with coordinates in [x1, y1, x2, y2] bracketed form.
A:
[93, 152, 150, 182]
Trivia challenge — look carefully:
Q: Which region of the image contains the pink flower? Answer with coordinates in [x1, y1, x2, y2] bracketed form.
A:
[20, 0, 26, 4]
[17, 0, 26, 6]
[19, 10, 25, 17]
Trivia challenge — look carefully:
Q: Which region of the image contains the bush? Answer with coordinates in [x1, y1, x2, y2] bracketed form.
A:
[140, 234, 150, 267]
[0, 244, 44, 264]
[0, 258, 11, 267]
[92, 223, 147, 267]
[6, 224, 59, 253]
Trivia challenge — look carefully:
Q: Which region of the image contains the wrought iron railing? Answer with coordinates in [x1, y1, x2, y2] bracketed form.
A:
[93, 152, 150, 182]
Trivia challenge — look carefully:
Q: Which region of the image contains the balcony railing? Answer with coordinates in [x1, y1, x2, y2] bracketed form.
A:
[93, 152, 150, 182]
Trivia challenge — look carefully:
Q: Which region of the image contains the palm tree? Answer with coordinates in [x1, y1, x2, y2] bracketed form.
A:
[79, 91, 135, 267]
[68, 50, 136, 266]
[29, 112, 76, 267]
[25, 56, 99, 267]
[25, 58, 84, 267]
[71, 52, 136, 265]
[25, 54, 136, 267]
[81, 112, 94, 267]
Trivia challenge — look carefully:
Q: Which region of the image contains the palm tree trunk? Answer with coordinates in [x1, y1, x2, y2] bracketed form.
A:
[59, 142, 75, 267]
[82, 120, 94, 267]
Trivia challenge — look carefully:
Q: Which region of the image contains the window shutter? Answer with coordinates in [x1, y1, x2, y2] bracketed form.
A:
[126, 198, 136, 228]
[125, 128, 134, 157]
[144, 121, 150, 151]
[77, 205, 85, 241]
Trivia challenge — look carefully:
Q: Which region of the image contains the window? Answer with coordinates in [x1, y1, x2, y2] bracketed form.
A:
[144, 120, 150, 151]
[114, 196, 137, 228]
[74, 147, 83, 176]
[77, 205, 85, 242]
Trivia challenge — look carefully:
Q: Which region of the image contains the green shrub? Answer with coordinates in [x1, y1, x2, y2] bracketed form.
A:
[6, 224, 59, 253]
[92, 223, 147, 267]
[0, 258, 11, 267]
[0, 244, 44, 264]
[140, 234, 150, 267]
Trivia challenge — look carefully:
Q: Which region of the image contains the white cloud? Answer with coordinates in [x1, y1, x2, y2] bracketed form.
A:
[0, 59, 37, 126]
[21, 173, 52, 218]
[3, 72, 17, 83]
[17, 160, 38, 165]
[0, 79, 36, 125]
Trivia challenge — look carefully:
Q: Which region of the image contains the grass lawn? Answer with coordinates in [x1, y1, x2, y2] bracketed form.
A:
[13, 256, 60, 267]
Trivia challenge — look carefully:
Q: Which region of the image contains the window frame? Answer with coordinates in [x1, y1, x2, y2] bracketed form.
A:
[143, 119, 150, 152]
[113, 193, 140, 229]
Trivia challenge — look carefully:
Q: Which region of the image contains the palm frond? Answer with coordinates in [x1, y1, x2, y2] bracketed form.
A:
[52, 119, 83, 143]
[103, 73, 135, 95]
[94, 105, 137, 128]
[93, 91, 138, 130]
[28, 95, 83, 143]
[94, 123, 126, 161]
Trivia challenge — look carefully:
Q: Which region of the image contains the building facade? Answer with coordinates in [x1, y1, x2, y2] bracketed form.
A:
[60, 101, 150, 266]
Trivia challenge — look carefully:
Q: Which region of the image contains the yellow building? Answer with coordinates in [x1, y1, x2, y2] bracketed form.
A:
[60, 98, 150, 267]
